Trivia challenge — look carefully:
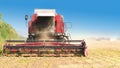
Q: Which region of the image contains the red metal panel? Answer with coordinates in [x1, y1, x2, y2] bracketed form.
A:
[55, 14, 64, 33]
[28, 14, 37, 33]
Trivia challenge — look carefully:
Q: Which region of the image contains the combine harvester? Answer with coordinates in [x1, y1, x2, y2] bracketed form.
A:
[2, 9, 88, 57]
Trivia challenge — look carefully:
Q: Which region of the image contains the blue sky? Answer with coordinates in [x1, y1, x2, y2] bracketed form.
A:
[0, 0, 120, 38]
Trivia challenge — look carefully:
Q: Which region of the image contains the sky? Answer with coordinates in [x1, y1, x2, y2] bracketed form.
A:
[0, 0, 120, 39]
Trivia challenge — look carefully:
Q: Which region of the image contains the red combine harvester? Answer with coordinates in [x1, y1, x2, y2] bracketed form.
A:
[2, 9, 88, 57]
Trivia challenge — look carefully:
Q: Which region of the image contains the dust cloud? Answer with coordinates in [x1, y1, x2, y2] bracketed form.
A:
[35, 16, 55, 40]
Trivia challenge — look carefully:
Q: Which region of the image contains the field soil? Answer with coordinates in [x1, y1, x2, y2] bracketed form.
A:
[0, 40, 120, 68]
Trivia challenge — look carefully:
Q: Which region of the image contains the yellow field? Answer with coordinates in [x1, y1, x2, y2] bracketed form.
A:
[0, 40, 120, 68]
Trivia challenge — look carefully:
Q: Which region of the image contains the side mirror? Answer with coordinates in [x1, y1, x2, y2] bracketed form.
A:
[66, 22, 72, 29]
[25, 15, 28, 21]
[64, 22, 72, 32]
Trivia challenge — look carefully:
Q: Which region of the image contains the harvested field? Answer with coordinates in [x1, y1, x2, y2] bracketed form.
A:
[0, 40, 120, 68]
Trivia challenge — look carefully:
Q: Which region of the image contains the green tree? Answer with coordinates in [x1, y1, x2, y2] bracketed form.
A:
[0, 13, 2, 19]
[0, 13, 19, 56]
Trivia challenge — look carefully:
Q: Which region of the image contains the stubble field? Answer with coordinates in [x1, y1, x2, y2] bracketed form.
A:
[0, 40, 120, 68]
